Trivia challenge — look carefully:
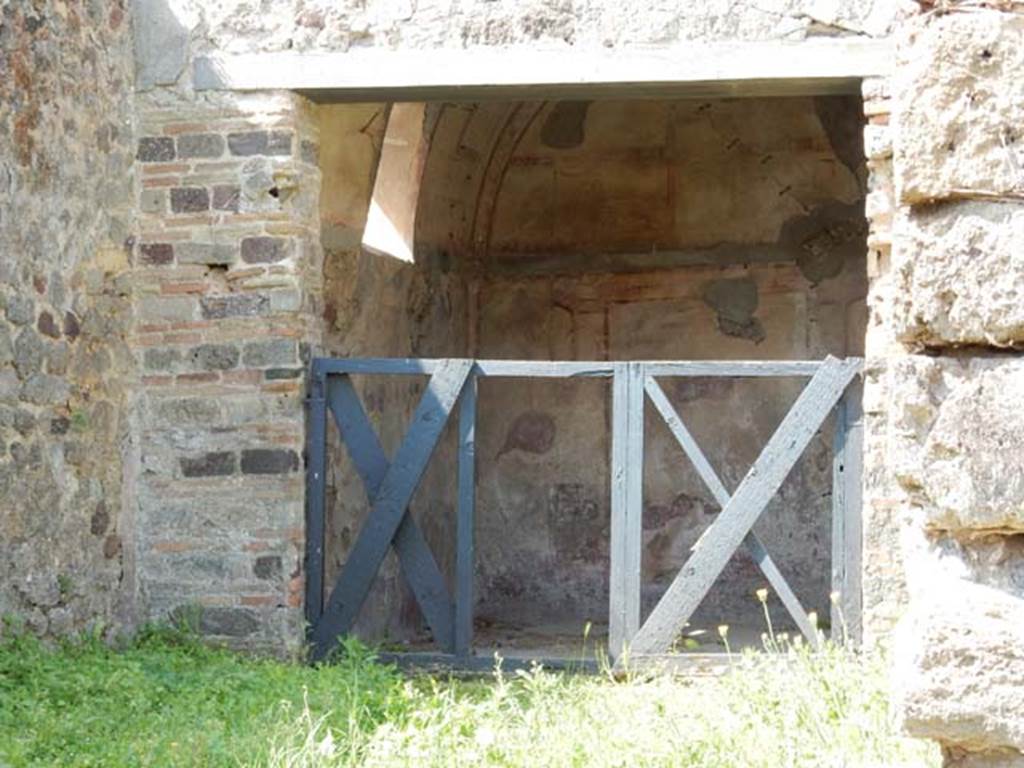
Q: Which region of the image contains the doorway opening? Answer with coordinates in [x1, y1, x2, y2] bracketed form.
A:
[312, 93, 868, 666]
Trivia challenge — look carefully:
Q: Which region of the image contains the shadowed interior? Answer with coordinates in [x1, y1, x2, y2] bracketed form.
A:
[318, 95, 868, 656]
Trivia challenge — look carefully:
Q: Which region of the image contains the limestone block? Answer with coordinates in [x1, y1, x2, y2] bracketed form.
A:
[864, 124, 893, 162]
[20, 374, 70, 406]
[136, 295, 197, 324]
[888, 356, 1024, 533]
[134, 0, 193, 89]
[0, 325, 13, 365]
[896, 578, 1024, 754]
[139, 496, 302, 539]
[894, 12, 1024, 203]
[944, 747, 1024, 767]
[892, 202, 1024, 346]
[186, 0, 902, 55]
[0, 369, 18, 399]
[862, 76, 891, 103]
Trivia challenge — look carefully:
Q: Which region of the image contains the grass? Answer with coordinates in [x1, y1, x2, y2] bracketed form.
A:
[0, 623, 940, 768]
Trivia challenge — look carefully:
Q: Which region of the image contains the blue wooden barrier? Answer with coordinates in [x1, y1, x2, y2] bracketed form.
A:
[305, 357, 863, 664]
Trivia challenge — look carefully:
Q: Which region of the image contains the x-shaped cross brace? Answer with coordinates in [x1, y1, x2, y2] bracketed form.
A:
[310, 359, 472, 660]
[630, 357, 861, 656]
[645, 376, 819, 648]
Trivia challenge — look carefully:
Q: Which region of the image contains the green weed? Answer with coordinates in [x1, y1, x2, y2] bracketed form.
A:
[0, 623, 939, 767]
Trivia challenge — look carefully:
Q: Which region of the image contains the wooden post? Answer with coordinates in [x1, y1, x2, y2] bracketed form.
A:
[831, 380, 863, 645]
[304, 361, 328, 637]
[610, 362, 645, 660]
[455, 373, 478, 657]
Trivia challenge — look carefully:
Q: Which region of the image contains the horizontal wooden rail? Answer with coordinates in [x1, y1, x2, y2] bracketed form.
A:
[313, 358, 856, 378]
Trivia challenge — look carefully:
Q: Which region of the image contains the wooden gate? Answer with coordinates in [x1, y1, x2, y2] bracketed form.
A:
[305, 356, 863, 663]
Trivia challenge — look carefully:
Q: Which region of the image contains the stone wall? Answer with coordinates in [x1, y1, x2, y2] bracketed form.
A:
[858, 72, 904, 645]
[9, 5, 1024, 765]
[133, 0, 907, 93]
[868, 4, 1024, 766]
[0, 1, 136, 636]
[129, 89, 322, 652]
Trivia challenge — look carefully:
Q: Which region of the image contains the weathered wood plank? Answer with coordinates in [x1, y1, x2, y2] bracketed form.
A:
[479, 360, 823, 378]
[475, 360, 614, 377]
[630, 357, 861, 655]
[312, 360, 472, 659]
[326, 374, 456, 653]
[313, 357, 845, 379]
[609, 365, 629, 659]
[644, 376, 820, 647]
[831, 397, 847, 643]
[327, 375, 389, 490]
[643, 361, 824, 378]
[742, 534, 820, 648]
[833, 383, 864, 645]
[315, 358, 611, 377]
[624, 363, 645, 651]
[455, 375, 478, 657]
[392, 516, 456, 653]
[317, 357, 440, 375]
[304, 361, 328, 634]
[609, 363, 644, 660]
[644, 376, 730, 503]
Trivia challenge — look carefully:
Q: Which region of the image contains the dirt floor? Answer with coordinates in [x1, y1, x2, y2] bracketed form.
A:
[396, 617, 787, 663]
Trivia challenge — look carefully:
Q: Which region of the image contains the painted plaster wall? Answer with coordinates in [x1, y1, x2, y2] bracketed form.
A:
[460, 97, 868, 635]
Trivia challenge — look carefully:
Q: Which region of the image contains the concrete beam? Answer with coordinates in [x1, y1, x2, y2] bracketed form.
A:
[193, 39, 893, 102]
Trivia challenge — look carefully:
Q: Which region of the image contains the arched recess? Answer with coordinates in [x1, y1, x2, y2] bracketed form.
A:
[414, 102, 547, 262]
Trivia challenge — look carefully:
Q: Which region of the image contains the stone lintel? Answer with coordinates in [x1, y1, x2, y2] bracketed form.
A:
[194, 39, 894, 102]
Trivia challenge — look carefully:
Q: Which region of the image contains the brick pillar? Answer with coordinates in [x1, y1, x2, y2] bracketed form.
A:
[858, 74, 905, 646]
[130, 91, 322, 652]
